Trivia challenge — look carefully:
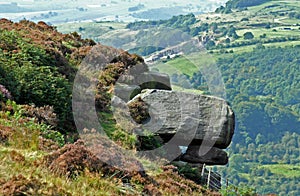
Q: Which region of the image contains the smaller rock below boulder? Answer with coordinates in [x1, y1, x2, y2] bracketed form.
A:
[180, 145, 228, 165]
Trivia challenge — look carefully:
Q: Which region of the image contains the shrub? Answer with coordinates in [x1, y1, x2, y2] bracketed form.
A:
[13, 65, 71, 121]
[41, 129, 65, 147]
[220, 184, 257, 196]
[0, 100, 64, 148]
[0, 84, 12, 101]
[128, 97, 150, 124]
[243, 32, 254, 39]
[38, 137, 60, 152]
[0, 21, 100, 131]
[0, 29, 72, 127]
[44, 138, 145, 179]
[21, 105, 58, 127]
[43, 140, 106, 178]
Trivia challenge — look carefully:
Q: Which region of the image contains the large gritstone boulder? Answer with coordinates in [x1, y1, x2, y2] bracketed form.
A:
[126, 89, 235, 165]
[128, 89, 235, 149]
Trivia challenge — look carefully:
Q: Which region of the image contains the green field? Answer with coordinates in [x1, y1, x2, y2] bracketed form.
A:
[261, 164, 300, 178]
[171, 85, 204, 94]
[236, 28, 299, 39]
[152, 58, 198, 77]
[210, 40, 300, 55]
[150, 52, 216, 77]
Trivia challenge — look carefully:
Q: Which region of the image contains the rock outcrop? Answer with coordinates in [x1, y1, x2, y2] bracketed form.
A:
[113, 62, 235, 165]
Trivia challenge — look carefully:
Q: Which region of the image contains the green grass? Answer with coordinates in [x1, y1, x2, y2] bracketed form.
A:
[152, 59, 198, 77]
[212, 45, 255, 54]
[151, 60, 196, 77]
[166, 57, 199, 77]
[261, 164, 300, 178]
[239, 173, 251, 181]
[281, 18, 300, 24]
[151, 53, 216, 77]
[211, 40, 300, 55]
[0, 146, 126, 195]
[264, 40, 300, 47]
[98, 112, 118, 136]
[246, 0, 300, 14]
[172, 85, 204, 94]
[236, 28, 299, 39]
[246, 1, 276, 13]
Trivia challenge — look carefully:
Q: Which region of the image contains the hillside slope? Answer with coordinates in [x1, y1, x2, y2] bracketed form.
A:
[0, 19, 228, 195]
[55, 0, 300, 195]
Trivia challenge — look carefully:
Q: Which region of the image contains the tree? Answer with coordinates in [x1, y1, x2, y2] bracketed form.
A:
[210, 22, 218, 32]
[225, 38, 231, 44]
[244, 32, 254, 39]
[260, 33, 267, 38]
[255, 133, 263, 145]
[228, 26, 239, 39]
[206, 40, 216, 48]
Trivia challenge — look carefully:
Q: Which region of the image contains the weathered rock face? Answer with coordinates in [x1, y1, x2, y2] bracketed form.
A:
[128, 89, 235, 149]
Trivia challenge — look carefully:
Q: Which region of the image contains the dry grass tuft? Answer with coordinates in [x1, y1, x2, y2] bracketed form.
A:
[0, 174, 71, 196]
[43, 140, 105, 178]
